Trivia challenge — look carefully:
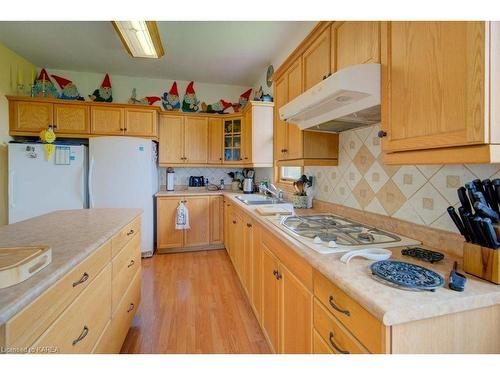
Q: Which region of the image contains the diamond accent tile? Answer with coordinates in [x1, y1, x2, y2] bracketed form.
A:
[352, 178, 375, 208]
[365, 124, 382, 158]
[352, 145, 375, 175]
[342, 130, 363, 160]
[391, 166, 427, 198]
[408, 182, 449, 225]
[376, 180, 406, 216]
[365, 160, 389, 193]
[332, 176, 350, 204]
[345, 163, 363, 190]
[429, 165, 476, 205]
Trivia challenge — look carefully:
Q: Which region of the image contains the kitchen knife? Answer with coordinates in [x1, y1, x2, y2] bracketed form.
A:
[473, 179, 485, 195]
[482, 179, 499, 212]
[447, 206, 466, 238]
[457, 186, 472, 214]
[473, 201, 500, 222]
[492, 179, 500, 210]
[473, 191, 489, 207]
[481, 218, 500, 249]
[465, 182, 478, 211]
[458, 208, 476, 243]
[472, 216, 488, 247]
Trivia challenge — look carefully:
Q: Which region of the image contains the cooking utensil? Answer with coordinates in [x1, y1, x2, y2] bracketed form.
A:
[482, 179, 499, 212]
[473, 201, 500, 222]
[458, 207, 476, 243]
[472, 216, 488, 247]
[448, 261, 467, 292]
[473, 179, 485, 195]
[473, 191, 489, 208]
[457, 186, 472, 214]
[465, 182, 478, 213]
[481, 217, 500, 249]
[340, 248, 392, 264]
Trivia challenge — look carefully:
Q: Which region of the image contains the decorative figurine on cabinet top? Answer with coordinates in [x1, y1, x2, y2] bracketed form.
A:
[253, 86, 263, 101]
[128, 88, 161, 105]
[32, 69, 59, 98]
[51, 74, 84, 101]
[161, 81, 180, 111]
[89, 73, 113, 102]
[201, 99, 232, 114]
[239, 88, 252, 109]
[182, 81, 200, 112]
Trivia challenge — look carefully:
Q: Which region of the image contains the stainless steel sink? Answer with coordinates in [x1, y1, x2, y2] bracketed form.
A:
[235, 194, 285, 205]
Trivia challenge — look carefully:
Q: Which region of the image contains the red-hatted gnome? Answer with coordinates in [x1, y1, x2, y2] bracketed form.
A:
[232, 88, 252, 112]
[89, 73, 113, 102]
[182, 81, 200, 112]
[201, 99, 232, 114]
[128, 88, 161, 105]
[162, 82, 180, 111]
[32, 68, 59, 98]
[52, 74, 84, 101]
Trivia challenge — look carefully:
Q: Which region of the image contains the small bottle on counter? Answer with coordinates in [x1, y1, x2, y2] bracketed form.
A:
[220, 179, 225, 190]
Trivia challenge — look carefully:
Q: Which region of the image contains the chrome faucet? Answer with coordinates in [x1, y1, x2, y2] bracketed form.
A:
[263, 184, 284, 201]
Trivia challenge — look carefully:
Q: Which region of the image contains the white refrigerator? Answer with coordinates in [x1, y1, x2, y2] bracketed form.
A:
[89, 137, 158, 255]
[8, 142, 88, 224]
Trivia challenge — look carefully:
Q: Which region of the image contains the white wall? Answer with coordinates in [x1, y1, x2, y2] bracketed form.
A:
[46, 68, 250, 106]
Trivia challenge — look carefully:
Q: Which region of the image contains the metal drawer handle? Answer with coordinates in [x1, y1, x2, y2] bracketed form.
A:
[329, 296, 351, 317]
[329, 332, 349, 354]
[126, 229, 135, 236]
[72, 272, 89, 288]
[127, 259, 135, 268]
[72, 325, 89, 346]
[127, 303, 135, 313]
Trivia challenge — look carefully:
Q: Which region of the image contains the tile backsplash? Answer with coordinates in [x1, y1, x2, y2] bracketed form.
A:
[305, 124, 500, 234]
[159, 167, 242, 187]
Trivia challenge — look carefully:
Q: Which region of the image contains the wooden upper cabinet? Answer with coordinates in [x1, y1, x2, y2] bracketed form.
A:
[184, 196, 210, 247]
[332, 21, 380, 72]
[184, 116, 208, 164]
[157, 197, 184, 249]
[124, 108, 157, 137]
[242, 109, 252, 163]
[302, 28, 331, 91]
[274, 76, 288, 161]
[208, 117, 223, 164]
[286, 58, 304, 160]
[91, 106, 124, 135]
[53, 103, 90, 134]
[158, 114, 184, 165]
[381, 21, 486, 153]
[10, 101, 53, 132]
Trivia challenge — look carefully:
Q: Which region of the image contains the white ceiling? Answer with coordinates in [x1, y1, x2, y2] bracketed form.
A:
[0, 21, 316, 86]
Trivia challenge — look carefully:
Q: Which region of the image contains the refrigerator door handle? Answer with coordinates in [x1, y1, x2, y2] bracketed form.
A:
[9, 171, 15, 208]
[88, 157, 95, 208]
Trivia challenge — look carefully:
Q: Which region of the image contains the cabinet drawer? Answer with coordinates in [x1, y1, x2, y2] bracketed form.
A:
[6, 240, 111, 348]
[112, 234, 141, 312]
[313, 270, 384, 353]
[313, 329, 334, 354]
[111, 216, 141, 257]
[32, 263, 112, 353]
[93, 268, 141, 354]
[313, 298, 369, 354]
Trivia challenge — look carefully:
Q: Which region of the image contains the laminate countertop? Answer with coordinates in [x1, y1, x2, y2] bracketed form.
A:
[159, 189, 500, 326]
[0, 208, 142, 325]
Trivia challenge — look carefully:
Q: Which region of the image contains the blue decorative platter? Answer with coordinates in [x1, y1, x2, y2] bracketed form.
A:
[370, 260, 444, 292]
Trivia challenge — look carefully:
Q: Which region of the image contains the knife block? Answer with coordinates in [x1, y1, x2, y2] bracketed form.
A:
[463, 242, 500, 284]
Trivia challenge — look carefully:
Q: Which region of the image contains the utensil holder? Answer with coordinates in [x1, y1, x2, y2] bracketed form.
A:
[463, 242, 500, 284]
[292, 195, 308, 209]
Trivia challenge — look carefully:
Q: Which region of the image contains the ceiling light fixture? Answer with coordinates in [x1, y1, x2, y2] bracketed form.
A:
[112, 21, 164, 59]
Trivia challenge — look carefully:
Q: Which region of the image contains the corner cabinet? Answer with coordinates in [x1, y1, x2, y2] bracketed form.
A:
[7, 96, 158, 139]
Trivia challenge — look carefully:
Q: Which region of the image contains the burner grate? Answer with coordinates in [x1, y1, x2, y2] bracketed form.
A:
[370, 260, 444, 292]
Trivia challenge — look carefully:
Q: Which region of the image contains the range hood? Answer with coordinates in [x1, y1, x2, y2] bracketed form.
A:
[279, 63, 381, 133]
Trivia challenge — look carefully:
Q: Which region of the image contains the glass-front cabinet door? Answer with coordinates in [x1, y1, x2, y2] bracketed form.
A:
[223, 117, 243, 163]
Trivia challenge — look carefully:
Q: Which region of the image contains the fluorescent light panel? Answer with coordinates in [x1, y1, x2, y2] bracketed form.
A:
[113, 21, 164, 59]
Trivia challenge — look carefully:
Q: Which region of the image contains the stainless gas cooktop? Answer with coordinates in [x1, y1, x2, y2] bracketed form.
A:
[267, 214, 420, 254]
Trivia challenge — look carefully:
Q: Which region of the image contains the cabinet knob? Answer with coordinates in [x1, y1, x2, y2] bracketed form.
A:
[283, 149, 288, 153]
[322, 75, 327, 80]
[244, 157, 248, 160]
[246, 223, 252, 228]
[377, 130, 387, 138]
[219, 157, 222, 160]
[232, 220, 237, 224]
[52, 124, 57, 129]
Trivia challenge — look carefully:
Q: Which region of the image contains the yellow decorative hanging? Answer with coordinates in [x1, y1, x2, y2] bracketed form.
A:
[39, 126, 56, 161]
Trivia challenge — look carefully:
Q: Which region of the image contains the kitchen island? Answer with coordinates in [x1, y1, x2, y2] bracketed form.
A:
[0, 208, 142, 353]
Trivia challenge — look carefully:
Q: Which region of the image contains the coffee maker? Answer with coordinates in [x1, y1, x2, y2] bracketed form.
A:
[242, 169, 254, 194]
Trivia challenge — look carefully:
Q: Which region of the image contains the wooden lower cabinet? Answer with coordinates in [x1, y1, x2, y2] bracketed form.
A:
[223, 199, 232, 255]
[251, 225, 262, 322]
[156, 195, 224, 252]
[261, 243, 281, 352]
[313, 329, 334, 354]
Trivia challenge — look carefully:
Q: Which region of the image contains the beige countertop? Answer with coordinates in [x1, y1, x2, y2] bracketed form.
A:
[155, 188, 233, 197]
[214, 192, 500, 326]
[0, 208, 142, 325]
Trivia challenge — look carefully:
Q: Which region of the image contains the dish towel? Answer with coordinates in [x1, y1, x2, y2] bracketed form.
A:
[175, 201, 190, 230]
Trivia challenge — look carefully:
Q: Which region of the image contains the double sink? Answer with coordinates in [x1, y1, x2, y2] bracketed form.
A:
[235, 194, 285, 205]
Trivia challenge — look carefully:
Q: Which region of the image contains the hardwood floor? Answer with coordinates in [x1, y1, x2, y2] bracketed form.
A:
[120, 250, 271, 353]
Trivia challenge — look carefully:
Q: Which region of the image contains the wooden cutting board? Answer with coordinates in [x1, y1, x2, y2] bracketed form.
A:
[0, 246, 52, 289]
[255, 205, 293, 216]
